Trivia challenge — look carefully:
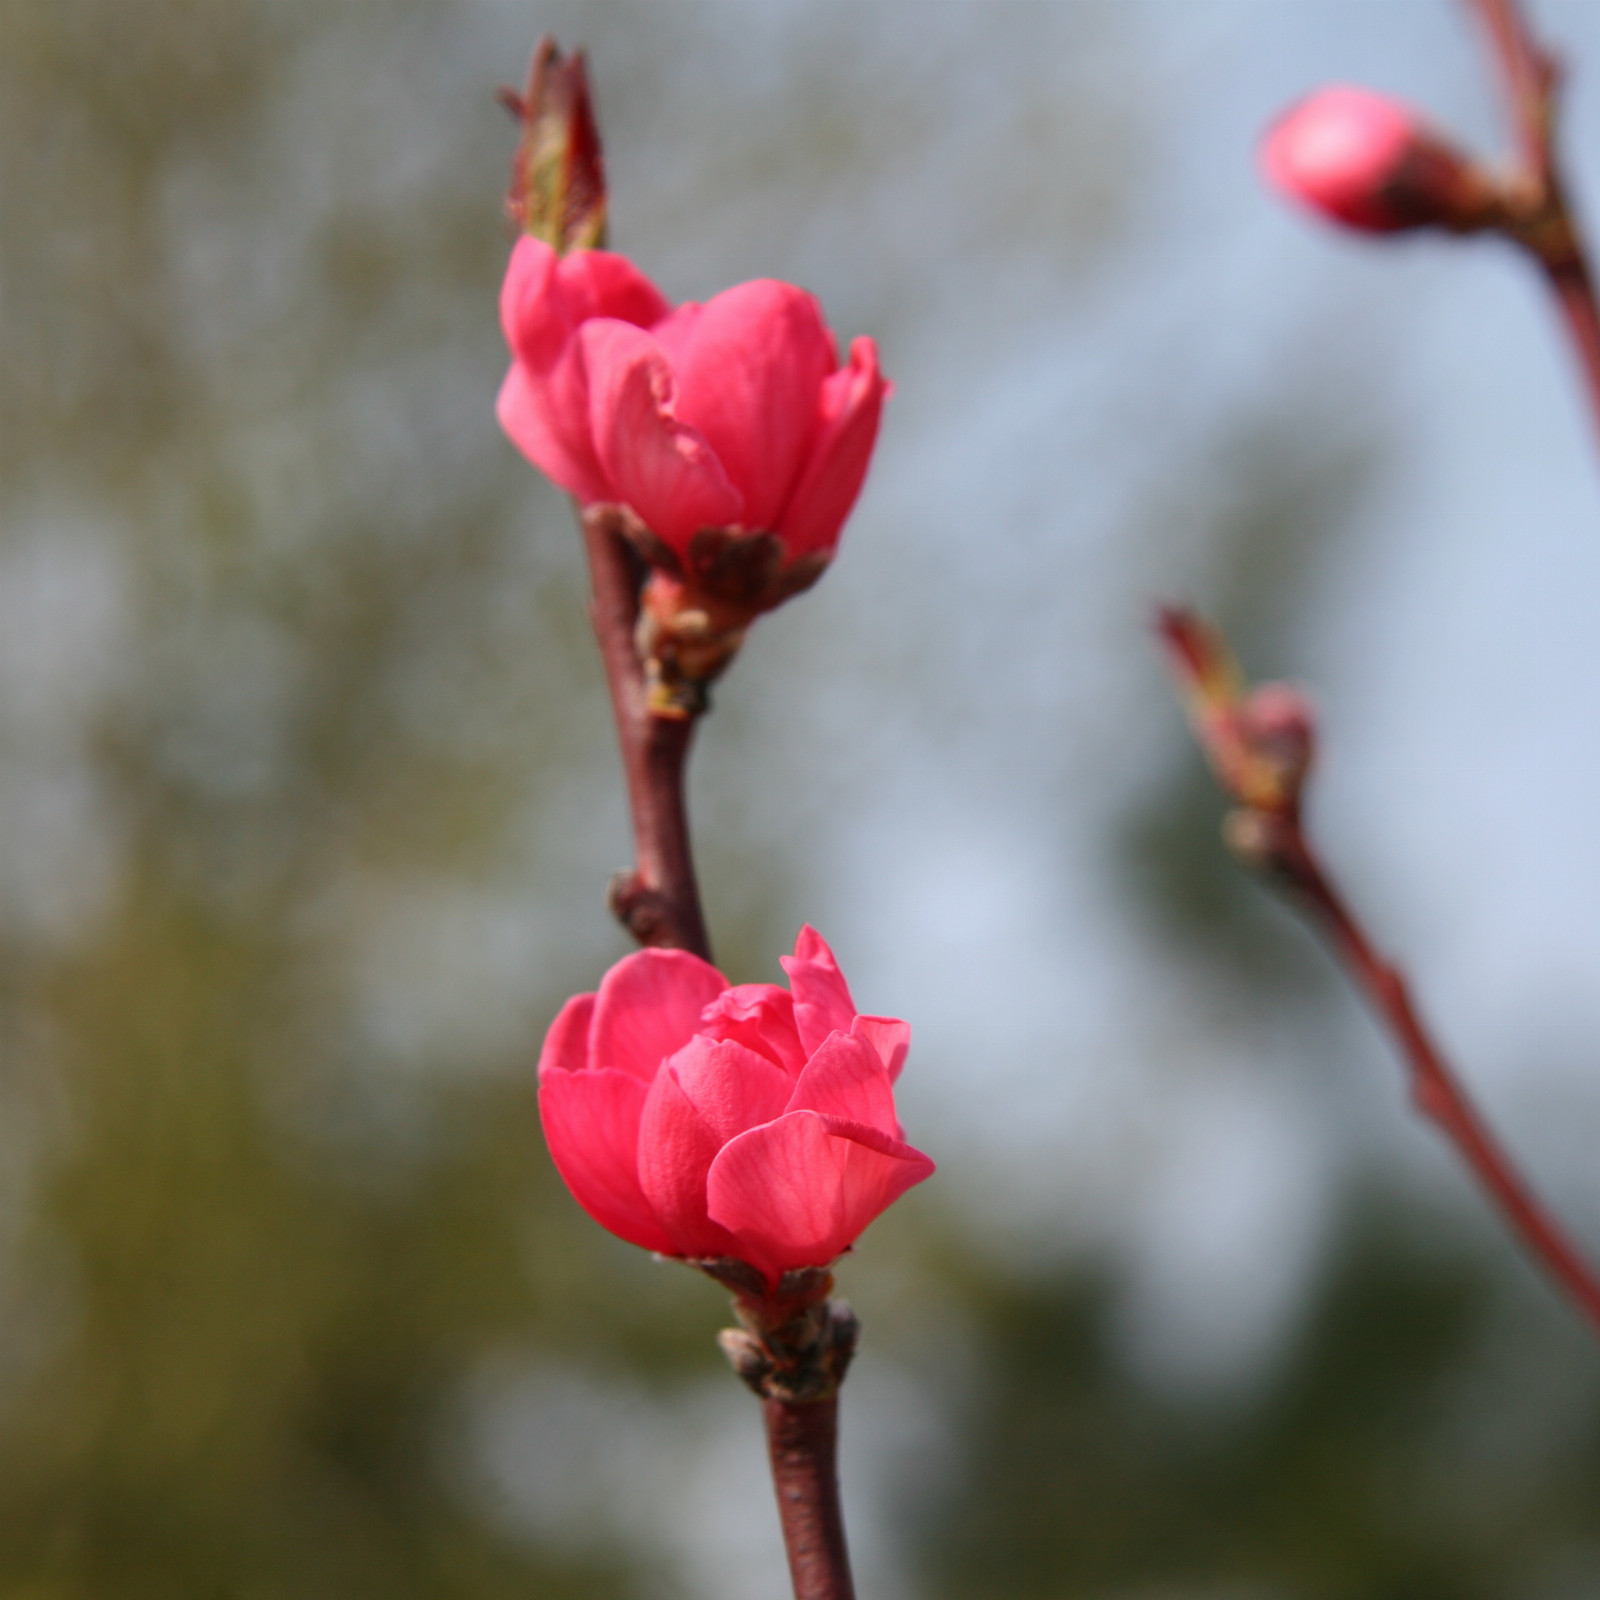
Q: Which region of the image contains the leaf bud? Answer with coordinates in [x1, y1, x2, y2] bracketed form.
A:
[500, 37, 607, 253]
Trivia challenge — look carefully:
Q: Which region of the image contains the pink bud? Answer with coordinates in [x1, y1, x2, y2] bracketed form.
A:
[537, 928, 933, 1287]
[1157, 607, 1316, 815]
[497, 238, 889, 600]
[1236, 681, 1316, 806]
[1260, 85, 1497, 234]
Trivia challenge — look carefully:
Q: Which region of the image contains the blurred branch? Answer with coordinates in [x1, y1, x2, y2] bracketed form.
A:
[1254, 825, 1600, 1336]
[1464, 0, 1559, 187]
[1161, 608, 1600, 1339]
[1462, 0, 1600, 456]
[580, 505, 713, 961]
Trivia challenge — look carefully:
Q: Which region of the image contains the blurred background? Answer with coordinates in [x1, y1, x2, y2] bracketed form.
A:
[5, 1, 1600, 1595]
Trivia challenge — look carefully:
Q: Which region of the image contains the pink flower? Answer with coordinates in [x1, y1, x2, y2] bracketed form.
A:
[537, 927, 934, 1285]
[497, 237, 888, 566]
[1260, 85, 1495, 235]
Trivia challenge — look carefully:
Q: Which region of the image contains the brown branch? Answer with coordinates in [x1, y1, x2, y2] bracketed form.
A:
[764, 1397, 857, 1600]
[1462, 0, 1600, 457]
[1252, 814, 1600, 1337]
[1463, 0, 1559, 186]
[1547, 254, 1600, 450]
[1161, 608, 1600, 1337]
[709, 1263, 860, 1600]
[579, 504, 712, 961]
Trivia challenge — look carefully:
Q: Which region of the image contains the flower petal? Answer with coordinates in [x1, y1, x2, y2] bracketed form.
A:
[537, 992, 596, 1082]
[497, 355, 609, 504]
[637, 1062, 743, 1260]
[779, 925, 858, 1057]
[666, 1035, 794, 1145]
[501, 238, 668, 369]
[779, 337, 888, 557]
[667, 281, 836, 532]
[591, 948, 728, 1082]
[581, 320, 743, 553]
[646, 299, 703, 370]
[539, 1066, 675, 1254]
[500, 236, 563, 365]
[556, 247, 672, 330]
[851, 1015, 910, 1083]
[706, 1110, 935, 1281]
[784, 1030, 899, 1140]
[696, 983, 807, 1076]
[498, 240, 676, 505]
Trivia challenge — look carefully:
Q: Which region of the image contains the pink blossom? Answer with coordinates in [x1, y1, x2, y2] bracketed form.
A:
[538, 927, 934, 1285]
[498, 237, 888, 565]
[1260, 85, 1494, 235]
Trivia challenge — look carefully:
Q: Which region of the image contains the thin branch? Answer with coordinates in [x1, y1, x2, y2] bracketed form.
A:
[579, 504, 712, 962]
[1546, 254, 1600, 451]
[535, 43, 856, 1600]
[1462, 0, 1600, 457]
[1463, 0, 1559, 185]
[1160, 608, 1600, 1338]
[1264, 817, 1600, 1336]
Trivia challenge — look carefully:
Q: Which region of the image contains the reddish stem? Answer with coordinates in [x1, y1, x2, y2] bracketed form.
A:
[1545, 254, 1600, 456]
[1272, 822, 1600, 1335]
[579, 505, 712, 961]
[1464, 0, 1556, 181]
[584, 505, 861, 1600]
[764, 1396, 856, 1600]
[1462, 0, 1600, 456]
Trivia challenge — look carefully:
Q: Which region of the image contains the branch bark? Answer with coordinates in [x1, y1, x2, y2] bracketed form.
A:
[764, 1397, 856, 1600]
[1260, 817, 1600, 1337]
[579, 504, 712, 961]
[1547, 253, 1600, 453]
[1463, 0, 1600, 458]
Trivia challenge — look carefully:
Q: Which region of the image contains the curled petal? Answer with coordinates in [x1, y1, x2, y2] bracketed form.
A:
[637, 1063, 743, 1259]
[666, 1035, 794, 1146]
[582, 320, 744, 552]
[498, 240, 675, 504]
[500, 236, 564, 366]
[706, 1110, 935, 1282]
[537, 992, 596, 1082]
[591, 948, 727, 1081]
[697, 983, 806, 1076]
[498, 356, 609, 504]
[539, 1067, 675, 1254]
[497, 241, 609, 499]
[667, 281, 836, 532]
[852, 1015, 910, 1083]
[501, 238, 668, 369]
[556, 246, 671, 330]
[648, 300, 704, 374]
[780, 925, 858, 1057]
[785, 1031, 900, 1140]
[779, 337, 888, 557]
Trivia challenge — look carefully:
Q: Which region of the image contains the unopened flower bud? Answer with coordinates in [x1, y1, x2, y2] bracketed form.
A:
[1157, 608, 1316, 817]
[1260, 85, 1500, 235]
[1235, 682, 1315, 809]
[500, 37, 607, 253]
